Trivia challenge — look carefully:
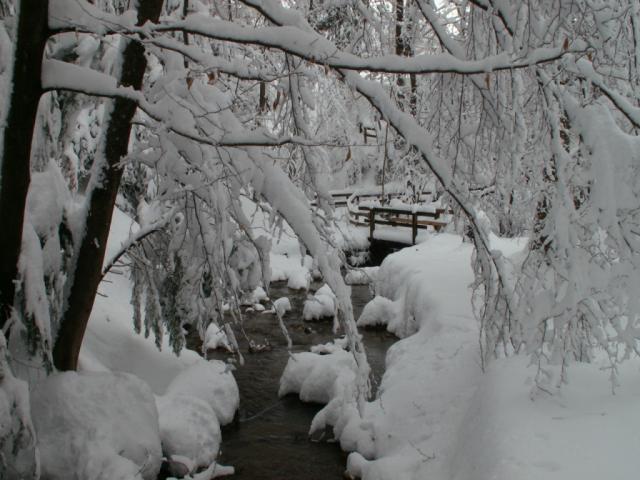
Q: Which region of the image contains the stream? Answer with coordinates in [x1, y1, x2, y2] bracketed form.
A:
[187, 282, 396, 479]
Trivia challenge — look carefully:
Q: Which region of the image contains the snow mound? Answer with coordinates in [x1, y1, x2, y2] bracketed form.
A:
[156, 394, 221, 477]
[157, 360, 239, 476]
[310, 336, 350, 354]
[31, 371, 162, 480]
[164, 360, 239, 426]
[279, 347, 356, 404]
[286, 264, 311, 290]
[242, 286, 268, 306]
[204, 323, 233, 352]
[356, 295, 397, 329]
[272, 296, 292, 316]
[303, 284, 337, 321]
[344, 267, 378, 285]
[270, 246, 312, 290]
[279, 341, 375, 454]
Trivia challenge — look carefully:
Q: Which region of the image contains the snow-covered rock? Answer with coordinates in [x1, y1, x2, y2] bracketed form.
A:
[164, 360, 239, 426]
[156, 394, 221, 477]
[157, 360, 239, 476]
[302, 284, 337, 321]
[279, 348, 356, 404]
[286, 265, 311, 290]
[356, 295, 397, 330]
[31, 371, 162, 480]
[344, 267, 378, 285]
[272, 296, 292, 317]
[204, 323, 233, 352]
[242, 286, 268, 306]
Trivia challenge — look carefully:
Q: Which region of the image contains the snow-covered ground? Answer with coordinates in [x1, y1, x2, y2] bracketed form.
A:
[30, 208, 240, 479]
[281, 232, 640, 480]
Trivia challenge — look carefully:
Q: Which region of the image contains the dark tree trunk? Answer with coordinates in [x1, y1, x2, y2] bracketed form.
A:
[53, 0, 164, 371]
[395, 0, 417, 115]
[395, 0, 406, 94]
[0, 0, 49, 331]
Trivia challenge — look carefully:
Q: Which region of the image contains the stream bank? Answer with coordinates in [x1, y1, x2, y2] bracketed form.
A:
[187, 282, 395, 479]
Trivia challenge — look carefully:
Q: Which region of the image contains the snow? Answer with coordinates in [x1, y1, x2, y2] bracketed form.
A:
[303, 284, 337, 321]
[49, 0, 137, 34]
[80, 208, 203, 394]
[452, 357, 640, 480]
[356, 295, 397, 330]
[276, 231, 640, 480]
[279, 345, 357, 404]
[344, 267, 378, 285]
[74, 208, 240, 477]
[0, 333, 38, 479]
[163, 360, 239, 426]
[203, 323, 233, 352]
[31, 371, 162, 480]
[164, 14, 575, 75]
[270, 249, 312, 289]
[156, 394, 222, 477]
[272, 296, 292, 316]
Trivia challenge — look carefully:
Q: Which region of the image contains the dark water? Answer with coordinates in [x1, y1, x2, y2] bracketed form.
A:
[187, 282, 395, 479]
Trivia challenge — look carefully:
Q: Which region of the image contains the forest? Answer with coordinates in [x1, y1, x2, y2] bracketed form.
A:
[1, 0, 639, 479]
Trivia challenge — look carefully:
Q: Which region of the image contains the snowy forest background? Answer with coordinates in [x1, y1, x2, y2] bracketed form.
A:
[1, 0, 640, 478]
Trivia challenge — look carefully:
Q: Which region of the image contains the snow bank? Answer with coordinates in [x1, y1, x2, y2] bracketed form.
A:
[0, 333, 38, 479]
[451, 356, 640, 480]
[282, 233, 529, 479]
[302, 284, 337, 321]
[355, 235, 467, 338]
[325, 232, 640, 480]
[279, 339, 375, 455]
[31, 371, 162, 480]
[337, 234, 507, 479]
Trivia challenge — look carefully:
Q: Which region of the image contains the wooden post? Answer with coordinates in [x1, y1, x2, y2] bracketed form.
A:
[369, 209, 375, 240]
[411, 213, 418, 245]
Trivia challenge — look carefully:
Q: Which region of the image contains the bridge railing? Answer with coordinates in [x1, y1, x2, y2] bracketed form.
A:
[359, 206, 449, 245]
[345, 190, 451, 245]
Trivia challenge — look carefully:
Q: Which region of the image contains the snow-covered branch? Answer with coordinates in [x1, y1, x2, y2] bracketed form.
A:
[49, 1, 582, 77]
[101, 208, 176, 279]
[152, 15, 582, 75]
[41, 60, 325, 149]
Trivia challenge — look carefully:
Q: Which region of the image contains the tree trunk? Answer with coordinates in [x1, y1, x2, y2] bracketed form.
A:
[0, 0, 49, 331]
[53, 0, 164, 371]
[395, 0, 406, 95]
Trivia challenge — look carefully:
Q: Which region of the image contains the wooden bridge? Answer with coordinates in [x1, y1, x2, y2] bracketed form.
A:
[324, 187, 452, 265]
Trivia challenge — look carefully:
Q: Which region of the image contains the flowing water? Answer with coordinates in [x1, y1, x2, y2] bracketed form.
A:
[187, 282, 396, 479]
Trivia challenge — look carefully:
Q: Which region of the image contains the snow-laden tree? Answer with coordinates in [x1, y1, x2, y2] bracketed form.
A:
[2, 0, 640, 472]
